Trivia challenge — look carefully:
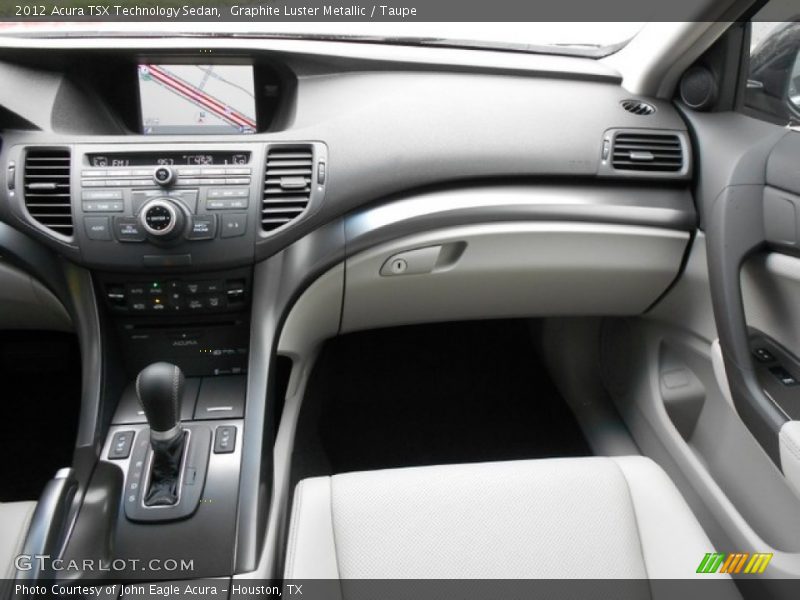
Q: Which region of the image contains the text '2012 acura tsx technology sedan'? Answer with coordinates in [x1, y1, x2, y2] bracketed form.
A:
[1, 2, 800, 599]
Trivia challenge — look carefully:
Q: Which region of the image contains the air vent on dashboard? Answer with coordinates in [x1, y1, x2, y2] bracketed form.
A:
[620, 100, 655, 115]
[262, 146, 313, 232]
[24, 148, 73, 236]
[611, 132, 683, 172]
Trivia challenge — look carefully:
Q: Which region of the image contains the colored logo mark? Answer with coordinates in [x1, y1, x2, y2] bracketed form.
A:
[697, 552, 773, 574]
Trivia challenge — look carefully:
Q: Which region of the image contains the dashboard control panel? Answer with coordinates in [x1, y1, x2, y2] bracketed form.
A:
[100, 271, 249, 315]
[70, 143, 263, 269]
[5, 141, 327, 271]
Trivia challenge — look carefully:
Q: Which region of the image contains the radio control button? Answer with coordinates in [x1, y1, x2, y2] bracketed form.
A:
[225, 177, 251, 185]
[81, 179, 107, 187]
[207, 198, 249, 210]
[221, 214, 247, 238]
[179, 178, 201, 186]
[225, 168, 251, 175]
[140, 199, 181, 237]
[207, 199, 227, 210]
[177, 168, 201, 176]
[208, 187, 249, 198]
[83, 200, 124, 212]
[84, 217, 112, 241]
[154, 166, 176, 186]
[133, 190, 197, 214]
[114, 217, 146, 242]
[201, 168, 226, 176]
[82, 190, 123, 201]
[188, 215, 217, 240]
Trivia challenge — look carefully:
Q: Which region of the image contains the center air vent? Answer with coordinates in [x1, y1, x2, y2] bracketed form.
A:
[611, 132, 684, 172]
[262, 146, 314, 232]
[24, 148, 73, 236]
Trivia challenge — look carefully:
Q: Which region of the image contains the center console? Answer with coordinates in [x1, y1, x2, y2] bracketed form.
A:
[24, 140, 326, 580]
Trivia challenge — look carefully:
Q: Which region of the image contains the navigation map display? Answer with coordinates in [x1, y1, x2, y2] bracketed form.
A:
[138, 64, 257, 135]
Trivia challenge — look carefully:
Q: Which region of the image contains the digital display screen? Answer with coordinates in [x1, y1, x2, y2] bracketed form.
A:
[138, 64, 257, 135]
[88, 152, 251, 167]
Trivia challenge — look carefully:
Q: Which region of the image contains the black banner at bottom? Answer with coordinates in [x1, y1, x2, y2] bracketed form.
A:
[5, 579, 800, 600]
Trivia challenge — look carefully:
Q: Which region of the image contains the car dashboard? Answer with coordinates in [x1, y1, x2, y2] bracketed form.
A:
[0, 35, 697, 581]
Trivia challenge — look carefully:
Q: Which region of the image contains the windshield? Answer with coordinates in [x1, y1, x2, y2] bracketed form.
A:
[0, 22, 644, 57]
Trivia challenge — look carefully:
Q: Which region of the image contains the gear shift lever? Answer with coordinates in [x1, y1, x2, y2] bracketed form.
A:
[136, 362, 184, 445]
[136, 362, 186, 506]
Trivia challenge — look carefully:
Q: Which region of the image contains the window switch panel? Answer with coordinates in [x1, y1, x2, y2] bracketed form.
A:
[769, 366, 799, 387]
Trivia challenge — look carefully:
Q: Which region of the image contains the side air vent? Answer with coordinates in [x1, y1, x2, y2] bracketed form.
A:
[610, 132, 684, 172]
[620, 99, 655, 115]
[262, 146, 314, 232]
[24, 148, 73, 236]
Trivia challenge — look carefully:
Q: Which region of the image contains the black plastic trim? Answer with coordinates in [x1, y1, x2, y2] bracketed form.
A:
[706, 184, 786, 462]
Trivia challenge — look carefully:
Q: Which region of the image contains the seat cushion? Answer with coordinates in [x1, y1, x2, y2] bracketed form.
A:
[285, 456, 725, 579]
[0, 501, 36, 578]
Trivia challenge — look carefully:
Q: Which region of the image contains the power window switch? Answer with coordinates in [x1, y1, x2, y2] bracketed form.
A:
[754, 348, 776, 363]
[214, 426, 236, 454]
[108, 430, 135, 459]
[769, 366, 799, 387]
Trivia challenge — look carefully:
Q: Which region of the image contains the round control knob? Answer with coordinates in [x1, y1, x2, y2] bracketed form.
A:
[140, 198, 182, 238]
[153, 166, 175, 187]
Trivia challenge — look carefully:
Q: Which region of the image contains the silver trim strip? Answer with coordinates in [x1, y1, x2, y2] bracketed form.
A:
[151, 424, 182, 442]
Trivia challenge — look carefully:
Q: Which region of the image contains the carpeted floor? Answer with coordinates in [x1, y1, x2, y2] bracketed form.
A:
[291, 320, 591, 484]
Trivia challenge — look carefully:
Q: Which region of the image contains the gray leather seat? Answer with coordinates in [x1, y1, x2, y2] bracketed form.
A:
[285, 456, 728, 579]
[0, 501, 36, 578]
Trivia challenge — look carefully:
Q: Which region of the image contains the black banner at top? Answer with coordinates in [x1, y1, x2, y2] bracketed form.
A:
[1, 0, 798, 22]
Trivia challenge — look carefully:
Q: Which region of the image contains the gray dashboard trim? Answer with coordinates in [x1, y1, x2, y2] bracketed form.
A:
[0, 36, 622, 83]
[345, 184, 696, 255]
[237, 219, 346, 573]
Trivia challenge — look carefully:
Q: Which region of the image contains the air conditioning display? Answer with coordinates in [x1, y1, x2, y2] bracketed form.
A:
[138, 64, 257, 135]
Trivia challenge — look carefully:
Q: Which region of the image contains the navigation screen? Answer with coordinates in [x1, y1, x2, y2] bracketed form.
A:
[138, 64, 257, 135]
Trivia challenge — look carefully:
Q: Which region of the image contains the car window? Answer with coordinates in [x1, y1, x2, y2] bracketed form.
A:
[745, 14, 800, 124]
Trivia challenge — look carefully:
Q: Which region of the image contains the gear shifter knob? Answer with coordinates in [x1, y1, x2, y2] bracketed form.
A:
[136, 362, 184, 444]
